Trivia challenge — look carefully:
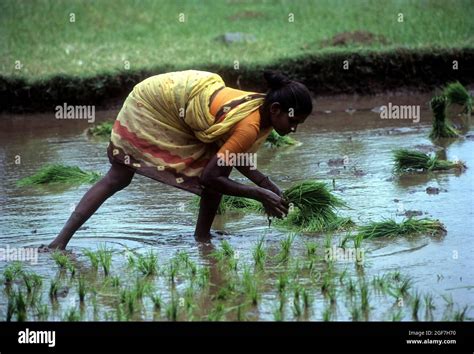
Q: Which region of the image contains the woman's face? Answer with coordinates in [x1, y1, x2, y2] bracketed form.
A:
[269, 102, 308, 135]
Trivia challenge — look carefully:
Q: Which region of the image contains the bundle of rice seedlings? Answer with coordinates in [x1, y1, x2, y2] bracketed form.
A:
[191, 195, 262, 214]
[87, 121, 114, 137]
[357, 218, 446, 239]
[277, 180, 353, 232]
[283, 180, 346, 217]
[17, 164, 101, 186]
[393, 149, 466, 172]
[429, 95, 460, 139]
[443, 81, 472, 115]
[280, 210, 354, 232]
[217, 195, 262, 214]
[265, 130, 298, 147]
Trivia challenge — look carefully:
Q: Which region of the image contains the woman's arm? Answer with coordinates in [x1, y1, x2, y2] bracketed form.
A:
[236, 165, 283, 197]
[200, 154, 288, 218]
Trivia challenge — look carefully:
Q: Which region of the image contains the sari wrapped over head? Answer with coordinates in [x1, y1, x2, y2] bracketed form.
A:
[109, 70, 268, 195]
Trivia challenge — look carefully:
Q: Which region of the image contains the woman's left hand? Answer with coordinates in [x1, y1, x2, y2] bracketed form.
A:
[259, 176, 284, 198]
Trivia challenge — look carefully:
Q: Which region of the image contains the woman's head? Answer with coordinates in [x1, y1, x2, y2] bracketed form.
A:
[261, 70, 313, 135]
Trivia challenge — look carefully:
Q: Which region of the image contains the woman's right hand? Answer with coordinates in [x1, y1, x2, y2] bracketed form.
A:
[258, 189, 289, 219]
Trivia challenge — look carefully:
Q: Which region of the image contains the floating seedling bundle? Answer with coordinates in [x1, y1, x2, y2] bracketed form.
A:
[17, 164, 101, 186]
[87, 121, 114, 137]
[357, 218, 446, 239]
[278, 180, 353, 232]
[393, 149, 466, 172]
[265, 130, 298, 147]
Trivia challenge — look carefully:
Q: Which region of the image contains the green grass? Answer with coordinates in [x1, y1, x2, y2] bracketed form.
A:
[393, 149, 466, 172]
[357, 218, 446, 239]
[1, 0, 473, 81]
[17, 164, 101, 186]
[265, 130, 298, 148]
[87, 121, 114, 137]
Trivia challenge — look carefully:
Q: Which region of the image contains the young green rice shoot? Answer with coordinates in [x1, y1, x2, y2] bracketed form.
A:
[411, 291, 421, 320]
[51, 251, 70, 269]
[49, 279, 60, 299]
[277, 272, 289, 295]
[3, 262, 24, 284]
[78, 276, 86, 302]
[452, 305, 468, 321]
[165, 292, 179, 321]
[305, 241, 318, 258]
[13, 290, 27, 321]
[64, 307, 80, 321]
[22, 272, 42, 294]
[242, 266, 259, 305]
[278, 234, 295, 262]
[150, 293, 162, 310]
[97, 244, 113, 276]
[137, 251, 158, 276]
[84, 249, 99, 271]
[252, 237, 267, 269]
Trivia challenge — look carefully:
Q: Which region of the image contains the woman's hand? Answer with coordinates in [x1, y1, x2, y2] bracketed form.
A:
[258, 189, 289, 219]
[259, 176, 284, 198]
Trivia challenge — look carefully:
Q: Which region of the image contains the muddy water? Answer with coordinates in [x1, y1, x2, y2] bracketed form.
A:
[0, 91, 473, 320]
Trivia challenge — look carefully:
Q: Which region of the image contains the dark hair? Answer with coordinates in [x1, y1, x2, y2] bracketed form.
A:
[262, 70, 313, 116]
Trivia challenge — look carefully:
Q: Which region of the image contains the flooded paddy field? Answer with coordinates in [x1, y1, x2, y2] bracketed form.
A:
[0, 92, 472, 321]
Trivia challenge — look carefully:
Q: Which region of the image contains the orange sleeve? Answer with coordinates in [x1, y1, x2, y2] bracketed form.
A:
[217, 111, 260, 156]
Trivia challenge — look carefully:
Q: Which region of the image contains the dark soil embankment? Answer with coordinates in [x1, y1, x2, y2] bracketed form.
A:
[1, 47, 473, 113]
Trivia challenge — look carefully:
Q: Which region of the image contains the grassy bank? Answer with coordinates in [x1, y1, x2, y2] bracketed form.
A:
[1, 0, 473, 111]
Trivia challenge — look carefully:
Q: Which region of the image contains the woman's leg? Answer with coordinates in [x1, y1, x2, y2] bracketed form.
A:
[194, 168, 232, 241]
[194, 188, 224, 241]
[48, 163, 135, 250]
